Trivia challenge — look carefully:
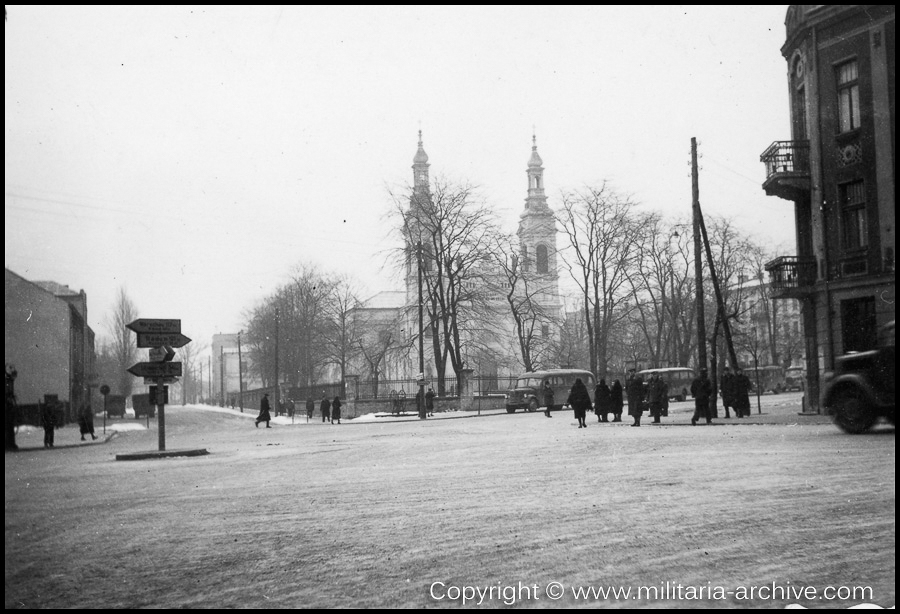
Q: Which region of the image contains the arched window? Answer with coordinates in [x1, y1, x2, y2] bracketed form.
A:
[536, 244, 549, 274]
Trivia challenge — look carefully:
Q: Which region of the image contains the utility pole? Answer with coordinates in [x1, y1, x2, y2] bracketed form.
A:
[691, 137, 708, 374]
[208, 355, 211, 400]
[238, 331, 244, 413]
[274, 307, 280, 402]
[220, 344, 225, 407]
[417, 240, 426, 420]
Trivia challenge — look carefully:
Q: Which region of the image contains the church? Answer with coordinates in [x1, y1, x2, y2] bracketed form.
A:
[347, 132, 563, 387]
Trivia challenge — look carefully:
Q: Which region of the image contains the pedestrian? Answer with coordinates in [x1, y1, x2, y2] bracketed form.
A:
[661, 377, 670, 417]
[610, 379, 624, 422]
[41, 399, 56, 448]
[541, 380, 554, 418]
[690, 369, 713, 426]
[720, 366, 736, 419]
[647, 372, 666, 424]
[79, 402, 97, 441]
[255, 393, 272, 428]
[306, 397, 315, 421]
[626, 369, 646, 427]
[6, 363, 18, 451]
[287, 398, 296, 418]
[320, 394, 331, 423]
[594, 379, 611, 423]
[331, 396, 342, 424]
[733, 367, 752, 418]
[566, 377, 592, 429]
[425, 387, 436, 416]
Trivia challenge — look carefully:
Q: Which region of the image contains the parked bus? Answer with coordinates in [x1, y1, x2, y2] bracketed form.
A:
[784, 366, 805, 391]
[636, 367, 694, 402]
[744, 365, 787, 394]
[505, 369, 595, 413]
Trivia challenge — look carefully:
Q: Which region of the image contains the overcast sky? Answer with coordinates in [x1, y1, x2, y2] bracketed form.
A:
[5, 5, 794, 358]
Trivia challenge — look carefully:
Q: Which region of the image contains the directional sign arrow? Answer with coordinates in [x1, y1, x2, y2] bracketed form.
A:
[136, 332, 191, 349]
[148, 346, 177, 362]
[127, 319, 181, 334]
[127, 361, 182, 378]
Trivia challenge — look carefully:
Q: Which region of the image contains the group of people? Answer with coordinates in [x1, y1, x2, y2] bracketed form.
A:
[255, 392, 344, 427]
[553, 365, 755, 429]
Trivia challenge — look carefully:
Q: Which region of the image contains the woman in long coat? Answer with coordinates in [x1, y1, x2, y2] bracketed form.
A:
[331, 396, 342, 424]
[610, 379, 624, 422]
[566, 378, 592, 429]
[255, 393, 272, 428]
[594, 379, 612, 423]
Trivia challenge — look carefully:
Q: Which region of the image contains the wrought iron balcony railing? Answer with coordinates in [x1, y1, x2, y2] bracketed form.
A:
[760, 141, 810, 200]
[764, 256, 816, 296]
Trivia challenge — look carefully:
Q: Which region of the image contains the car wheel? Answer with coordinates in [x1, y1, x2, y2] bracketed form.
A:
[831, 388, 878, 434]
[527, 398, 539, 412]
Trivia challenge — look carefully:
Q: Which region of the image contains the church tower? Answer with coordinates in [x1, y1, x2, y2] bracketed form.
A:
[517, 134, 560, 304]
[405, 131, 431, 303]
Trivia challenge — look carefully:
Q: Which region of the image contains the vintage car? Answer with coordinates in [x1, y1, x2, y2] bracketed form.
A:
[505, 369, 595, 413]
[821, 320, 895, 434]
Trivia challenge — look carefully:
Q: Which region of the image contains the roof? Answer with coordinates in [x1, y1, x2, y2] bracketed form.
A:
[359, 291, 407, 310]
[33, 280, 81, 296]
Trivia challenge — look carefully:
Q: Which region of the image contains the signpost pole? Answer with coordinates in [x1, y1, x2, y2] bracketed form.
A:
[157, 376, 165, 451]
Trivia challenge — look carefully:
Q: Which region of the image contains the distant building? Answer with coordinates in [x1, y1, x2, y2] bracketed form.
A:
[211, 333, 262, 405]
[761, 5, 895, 408]
[4, 268, 96, 422]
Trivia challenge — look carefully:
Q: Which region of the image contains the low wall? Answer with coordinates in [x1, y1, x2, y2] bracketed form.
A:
[345, 394, 506, 418]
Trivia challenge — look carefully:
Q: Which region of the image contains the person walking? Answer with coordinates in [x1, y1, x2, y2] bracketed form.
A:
[78, 402, 97, 441]
[661, 377, 670, 417]
[594, 379, 611, 423]
[647, 372, 667, 424]
[610, 379, 624, 422]
[331, 396, 342, 424]
[541, 381, 554, 418]
[733, 367, 752, 418]
[566, 378, 592, 429]
[690, 369, 713, 426]
[306, 397, 315, 421]
[255, 393, 272, 428]
[720, 366, 736, 419]
[425, 387, 436, 416]
[320, 394, 331, 423]
[41, 399, 56, 448]
[626, 369, 646, 427]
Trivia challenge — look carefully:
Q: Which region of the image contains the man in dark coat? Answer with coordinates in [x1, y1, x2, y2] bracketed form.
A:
[594, 379, 611, 422]
[541, 381, 554, 418]
[425, 387, 436, 416]
[255, 393, 272, 428]
[566, 378, 592, 429]
[720, 366, 736, 419]
[690, 369, 713, 426]
[733, 368, 752, 418]
[647, 372, 666, 424]
[331, 396, 342, 424]
[626, 369, 646, 427]
[305, 397, 315, 421]
[320, 394, 331, 423]
[41, 400, 56, 447]
[610, 380, 624, 422]
[79, 402, 97, 441]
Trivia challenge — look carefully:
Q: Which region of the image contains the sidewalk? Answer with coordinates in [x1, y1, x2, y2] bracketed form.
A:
[9, 418, 141, 452]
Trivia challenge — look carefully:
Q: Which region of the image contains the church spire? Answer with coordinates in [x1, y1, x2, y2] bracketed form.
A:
[412, 129, 430, 191]
[523, 133, 548, 212]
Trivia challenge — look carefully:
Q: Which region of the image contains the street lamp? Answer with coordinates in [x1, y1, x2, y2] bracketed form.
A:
[417, 240, 426, 420]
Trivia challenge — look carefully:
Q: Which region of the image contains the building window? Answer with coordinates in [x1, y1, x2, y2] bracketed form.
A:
[839, 180, 867, 250]
[541, 324, 550, 338]
[836, 60, 860, 133]
[536, 244, 549, 274]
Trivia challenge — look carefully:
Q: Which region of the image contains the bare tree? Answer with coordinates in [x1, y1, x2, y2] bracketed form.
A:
[391, 176, 503, 394]
[177, 340, 207, 405]
[556, 182, 644, 378]
[323, 275, 363, 392]
[353, 309, 405, 398]
[492, 236, 557, 371]
[105, 286, 139, 397]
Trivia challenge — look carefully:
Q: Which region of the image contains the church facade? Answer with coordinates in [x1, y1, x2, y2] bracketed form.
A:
[349, 132, 563, 385]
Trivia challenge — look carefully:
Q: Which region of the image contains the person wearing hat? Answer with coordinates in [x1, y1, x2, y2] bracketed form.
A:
[690, 368, 713, 426]
[256, 393, 272, 428]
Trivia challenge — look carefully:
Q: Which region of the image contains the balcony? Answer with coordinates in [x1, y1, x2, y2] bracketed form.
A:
[764, 256, 816, 299]
[760, 140, 810, 201]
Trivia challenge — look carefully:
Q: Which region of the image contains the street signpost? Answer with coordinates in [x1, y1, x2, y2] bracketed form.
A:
[125, 318, 191, 451]
[136, 333, 191, 349]
[127, 361, 182, 378]
[126, 319, 181, 334]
